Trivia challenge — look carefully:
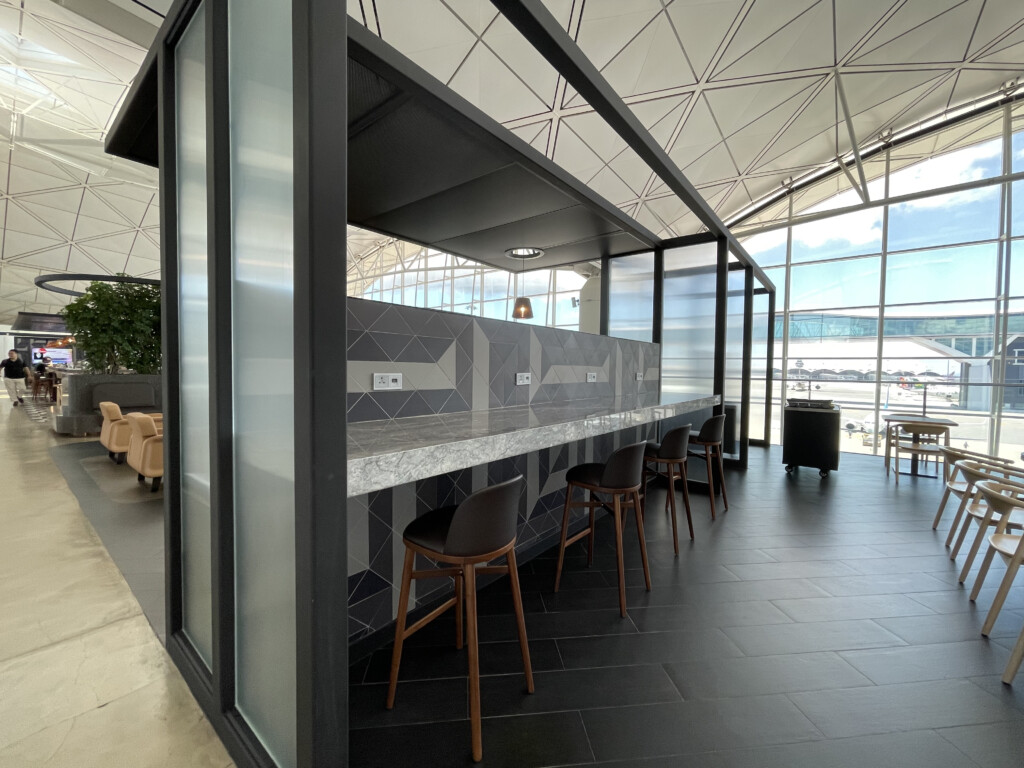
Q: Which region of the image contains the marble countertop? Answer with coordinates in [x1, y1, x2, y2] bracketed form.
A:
[347, 393, 719, 497]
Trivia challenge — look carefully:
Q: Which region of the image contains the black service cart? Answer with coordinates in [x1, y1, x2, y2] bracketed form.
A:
[783, 401, 841, 477]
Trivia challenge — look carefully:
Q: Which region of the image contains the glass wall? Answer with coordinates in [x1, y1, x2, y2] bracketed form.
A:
[348, 238, 588, 330]
[607, 251, 655, 341]
[738, 102, 1024, 460]
[175, 5, 212, 667]
[229, 0, 296, 764]
[662, 242, 717, 396]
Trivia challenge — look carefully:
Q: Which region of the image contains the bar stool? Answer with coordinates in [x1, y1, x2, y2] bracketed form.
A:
[386, 475, 532, 763]
[689, 414, 729, 520]
[554, 441, 651, 617]
[643, 424, 694, 554]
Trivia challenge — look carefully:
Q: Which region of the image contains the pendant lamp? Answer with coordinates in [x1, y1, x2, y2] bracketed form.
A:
[505, 247, 544, 320]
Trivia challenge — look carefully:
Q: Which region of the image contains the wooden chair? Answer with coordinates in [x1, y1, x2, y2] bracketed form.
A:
[555, 441, 650, 617]
[969, 481, 1024, 638]
[688, 414, 729, 519]
[386, 476, 532, 762]
[891, 423, 948, 484]
[948, 469, 1024, 583]
[643, 424, 693, 554]
[932, 447, 1013, 530]
[943, 461, 1024, 548]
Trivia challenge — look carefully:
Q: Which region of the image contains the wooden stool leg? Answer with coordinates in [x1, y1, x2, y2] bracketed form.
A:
[665, 461, 679, 555]
[455, 569, 464, 650]
[1003, 624, 1024, 684]
[959, 516, 994, 584]
[612, 494, 627, 617]
[704, 445, 716, 520]
[587, 489, 596, 567]
[554, 483, 574, 592]
[507, 548, 534, 693]
[716, 446, 729, 512]
[970, 544, 999, 601]
[680, 460, 694, 541]
[464, 562, 482, 761]
[633, 490, 651, 591]
[946, 491, 973, 547]
[933, 483, 954, 529]
[386, 547, 415, 709]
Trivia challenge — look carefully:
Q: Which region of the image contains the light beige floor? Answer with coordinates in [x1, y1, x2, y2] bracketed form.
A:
[0, 394, 233, 768]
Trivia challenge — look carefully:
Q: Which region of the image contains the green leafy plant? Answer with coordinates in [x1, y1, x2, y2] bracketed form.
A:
[61, 279, 161, 374]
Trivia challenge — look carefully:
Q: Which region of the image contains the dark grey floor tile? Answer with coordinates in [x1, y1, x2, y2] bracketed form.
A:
[349, 710, 593, 768]
[759, 545, 887, 562]
[350, 677, 466, 728]
[549, 755, 724, 768]
[478, 607, 639, 642]
[788, 679, 1023, 738]
[714, 729, 982, 768]
[722, 619, 907, 656]
[938, 722, 1024, 768]
[725, 560, 862, 580]
[676, 577, 832, 604]
[363, 638, 562, 683]
[845, 555, 960, 575]
[481, 663, 681, 716]
[628, 601, 792, 632]
[809, 572, 952, 597]
[666, 651, 872, 699]
[581, 695, 821, 761]
[772, 594, 936, 622]
[875, 611, 1024, 644]
[557, 628, 744, 668]
[839, 640, 1012, 684]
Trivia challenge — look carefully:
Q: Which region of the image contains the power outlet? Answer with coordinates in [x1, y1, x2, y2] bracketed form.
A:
[635, 372, 644, 382]
[516, 372, 531, 386]
[373, 373, 403, 391]
[586, 372, 597, 383]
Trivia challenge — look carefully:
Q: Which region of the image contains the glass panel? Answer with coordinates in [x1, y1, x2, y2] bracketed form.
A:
[229, 0, 296, 764]
[1012, 181, 1023, 243]
[1012, 237, 1024, 299]
[885, 243, 997, 305]
[887, 186, 1000, 252]
[1011, 117, 1023, 173]
[888, 136, 1002, 197]
[791, 209, 882, 263]
[763, 266, 785, 309]
[608, 252, 655, 342]
[788, 257, 880, 311]
[724, 268, 745, 458]
[749, 290, 770, 443]
[663, 243, 718, 396]
[740, 229, 787, 268]
[175, 5, 212, 668]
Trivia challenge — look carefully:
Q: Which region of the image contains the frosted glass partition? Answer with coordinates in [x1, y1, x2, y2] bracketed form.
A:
[663, 242, 717, 396]
[174, 5, 212, 667]
[229, 0, 296, 764]
[607, 252, 654, 341]
[724, 266, 745, 458]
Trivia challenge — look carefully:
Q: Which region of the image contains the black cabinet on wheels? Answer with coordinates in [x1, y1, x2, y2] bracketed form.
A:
[783, 404, 841, 477]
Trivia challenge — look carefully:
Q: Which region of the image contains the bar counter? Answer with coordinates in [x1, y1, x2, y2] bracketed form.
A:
[347, 392, 719, 496]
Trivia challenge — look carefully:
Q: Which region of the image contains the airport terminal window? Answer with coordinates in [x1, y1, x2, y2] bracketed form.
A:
[741, 101, 1024, 460]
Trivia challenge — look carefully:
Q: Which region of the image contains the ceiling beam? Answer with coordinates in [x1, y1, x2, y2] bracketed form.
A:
[489, 0, 771, 289]
[835, 71, 869, 203]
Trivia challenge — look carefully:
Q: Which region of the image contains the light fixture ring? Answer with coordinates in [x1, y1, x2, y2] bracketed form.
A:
[504, 247, 545, 260]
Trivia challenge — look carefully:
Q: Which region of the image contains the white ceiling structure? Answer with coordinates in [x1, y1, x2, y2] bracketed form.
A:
[3, 0, 1024, 323]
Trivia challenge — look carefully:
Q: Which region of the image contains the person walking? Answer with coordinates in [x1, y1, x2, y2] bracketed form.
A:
[1, 349, 29, 407]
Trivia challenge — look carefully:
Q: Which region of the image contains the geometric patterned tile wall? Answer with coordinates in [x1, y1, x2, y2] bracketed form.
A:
[346, 424, 657, 642]
[346, 297, 661, 422]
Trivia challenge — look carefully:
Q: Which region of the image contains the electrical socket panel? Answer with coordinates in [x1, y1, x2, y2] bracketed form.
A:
[635, 372, 644, 382]
[516, 372, 531, 386]
[373, 373, 403, 390]
[586, 372, 597, 383]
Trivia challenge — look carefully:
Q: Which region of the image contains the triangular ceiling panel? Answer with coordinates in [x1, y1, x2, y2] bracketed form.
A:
[852, 0, 983, 65]
[630, 94, 691, 149]
[711, 0, 820, 79]
[447, 42, 550, 123]
[844, 70, 954, 144]
[666, 0, 744, 81]
[76, 244, 129, 274]
[509, 120, 551, 154]
[373, 0, 477, 85]
[483, 13, 560, 111]
[715, 0, 833, 80]
[8, 245, 69, 270]
[667, 95, 724, 171]
[976, 37, 1024, 65]
[4, 203, 69, 241]
[598, 11, 697, 97]
[834, 0, 901, 61]
[967, 5, 1024, 58]
[751, 82, 837, 173]
[681, 141, 740, 186]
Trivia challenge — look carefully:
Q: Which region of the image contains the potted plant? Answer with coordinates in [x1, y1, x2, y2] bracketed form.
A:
[61, 278, 161, 374]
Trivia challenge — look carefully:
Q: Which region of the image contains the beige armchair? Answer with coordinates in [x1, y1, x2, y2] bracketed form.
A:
[98, 402, 131, 464]
[126, 412, 164, 492]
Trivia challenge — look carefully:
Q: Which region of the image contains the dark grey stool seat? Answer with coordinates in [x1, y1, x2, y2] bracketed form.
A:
[554, 441, 651, 617]
[386, 476, 533, 762]
[644, 424, 694, 554]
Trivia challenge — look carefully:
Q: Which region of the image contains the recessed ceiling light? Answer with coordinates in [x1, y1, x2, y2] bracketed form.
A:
[504, 247, 544, 260]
